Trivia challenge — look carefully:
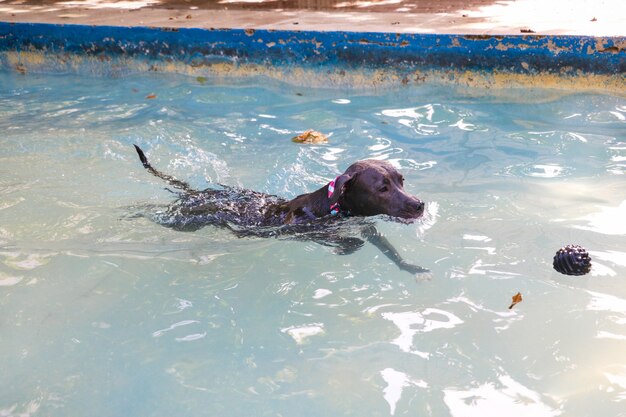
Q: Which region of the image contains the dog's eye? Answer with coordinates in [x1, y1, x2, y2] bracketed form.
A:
[379, 186, 388, 193]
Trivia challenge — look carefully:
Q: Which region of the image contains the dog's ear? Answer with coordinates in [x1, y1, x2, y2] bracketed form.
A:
[329, 173, 355, 205]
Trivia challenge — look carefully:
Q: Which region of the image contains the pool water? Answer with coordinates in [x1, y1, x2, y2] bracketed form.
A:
[1, 71, 625, 417]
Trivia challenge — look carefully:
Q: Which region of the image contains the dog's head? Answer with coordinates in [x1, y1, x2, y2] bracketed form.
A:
[329, 160, 424, 219]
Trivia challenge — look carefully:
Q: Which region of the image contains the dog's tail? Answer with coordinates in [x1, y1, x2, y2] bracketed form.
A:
[133, 145, 196, 193]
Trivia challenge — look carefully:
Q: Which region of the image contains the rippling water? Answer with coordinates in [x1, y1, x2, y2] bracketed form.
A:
[1, 71, 625, 417]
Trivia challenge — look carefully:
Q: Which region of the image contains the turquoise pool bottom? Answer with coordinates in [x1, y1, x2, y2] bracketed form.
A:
[1, 71, 625, 416]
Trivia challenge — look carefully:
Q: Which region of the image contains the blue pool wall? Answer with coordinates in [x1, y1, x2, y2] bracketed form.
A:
[1, 22, 624, 91]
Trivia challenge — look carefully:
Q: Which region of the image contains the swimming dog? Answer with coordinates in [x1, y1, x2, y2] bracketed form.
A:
[133, 145, 427, 274]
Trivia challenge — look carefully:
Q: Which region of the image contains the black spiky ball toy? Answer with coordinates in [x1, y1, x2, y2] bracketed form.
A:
[553, 245, 592, 276]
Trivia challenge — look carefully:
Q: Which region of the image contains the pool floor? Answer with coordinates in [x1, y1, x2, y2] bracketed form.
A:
[1, 71, 625, 416]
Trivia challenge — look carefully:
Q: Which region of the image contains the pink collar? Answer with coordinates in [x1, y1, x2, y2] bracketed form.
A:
[328, 177, 341, 216]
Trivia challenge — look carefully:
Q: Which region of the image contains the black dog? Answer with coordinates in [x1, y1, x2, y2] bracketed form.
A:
[133, 145, 427, 274]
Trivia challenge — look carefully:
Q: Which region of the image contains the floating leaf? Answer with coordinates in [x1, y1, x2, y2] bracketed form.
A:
[291, 129, 329, 144]
[197, 76, 207, 85]
[508, 292, 522, 309]
[146, 94, 157, 99]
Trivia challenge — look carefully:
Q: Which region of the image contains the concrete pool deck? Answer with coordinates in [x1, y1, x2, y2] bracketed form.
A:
[1, 0, 624, 36]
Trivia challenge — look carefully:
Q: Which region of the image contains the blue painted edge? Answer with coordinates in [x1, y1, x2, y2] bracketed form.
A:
[0, 22, 625, 75]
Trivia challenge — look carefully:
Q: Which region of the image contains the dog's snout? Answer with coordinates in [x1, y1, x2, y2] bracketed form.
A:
[410, 198, 425, 214]
[395, 195, 424, 218]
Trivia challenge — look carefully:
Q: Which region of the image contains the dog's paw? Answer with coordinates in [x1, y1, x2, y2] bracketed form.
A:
[399, 261, 430, 276]
[414, 270, 433, 282]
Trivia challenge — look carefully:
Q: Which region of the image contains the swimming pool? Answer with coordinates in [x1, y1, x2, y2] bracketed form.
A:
[1, 68, 625, 416]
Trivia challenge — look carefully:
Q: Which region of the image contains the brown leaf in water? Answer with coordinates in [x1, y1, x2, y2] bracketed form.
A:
[146, 94, 157, 99]
[509, 292, 523, 309]
[291, 129, 329, 144]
